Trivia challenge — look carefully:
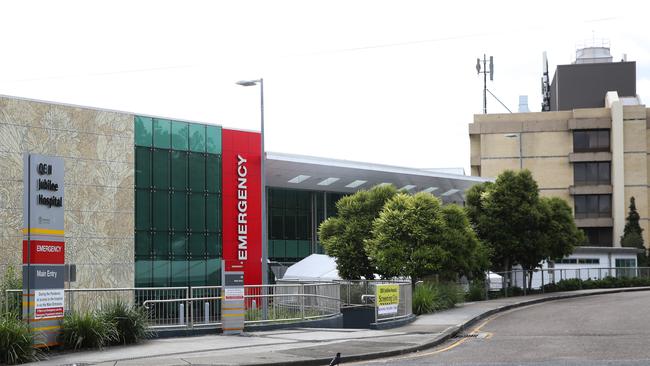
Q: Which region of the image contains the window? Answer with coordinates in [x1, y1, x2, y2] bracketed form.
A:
[615, 258, 636, 268]
[582, 227, 612, 246]
[573, 130, 610, 152]
[556, 258, 600, 264]
[573, 162, 610, 186]
[574, 195, 611, 219]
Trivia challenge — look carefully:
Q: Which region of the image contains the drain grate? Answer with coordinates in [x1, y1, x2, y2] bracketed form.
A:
[453, 333, 479, 338]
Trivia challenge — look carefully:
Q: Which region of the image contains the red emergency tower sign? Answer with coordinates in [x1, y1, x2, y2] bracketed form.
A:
[221, 129, 262, 285]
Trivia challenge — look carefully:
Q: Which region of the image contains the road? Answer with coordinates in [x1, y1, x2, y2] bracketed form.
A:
[355, 291, 650, 366]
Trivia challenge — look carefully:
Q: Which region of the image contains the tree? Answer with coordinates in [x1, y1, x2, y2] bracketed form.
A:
[366, 192, 490, 286]
[621, 197, 647, 266]
[318, 184, 397, 280]
[465, 170, 584, 289]
[465, 170, 540, 274]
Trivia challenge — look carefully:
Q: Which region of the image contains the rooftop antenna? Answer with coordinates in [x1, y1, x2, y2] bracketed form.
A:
[476, 54, 512, 113]
[476, 54, 494, 114]
[541, 51, 551, 111]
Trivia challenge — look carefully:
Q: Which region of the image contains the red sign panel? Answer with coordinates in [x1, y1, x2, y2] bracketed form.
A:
[22, 240, 65, 265]
[35, 307, 64, 319]
[221, 128, 262, 286]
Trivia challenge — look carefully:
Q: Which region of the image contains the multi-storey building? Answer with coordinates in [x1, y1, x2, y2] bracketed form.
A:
[469, 45, 644, 269]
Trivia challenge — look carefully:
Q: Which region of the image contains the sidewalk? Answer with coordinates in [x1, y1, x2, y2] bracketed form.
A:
[31, 287, 650, 366]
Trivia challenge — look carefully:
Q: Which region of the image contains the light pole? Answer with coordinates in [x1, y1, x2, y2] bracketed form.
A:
[505, 133, 523, 170]
[236, 79, 268, 289]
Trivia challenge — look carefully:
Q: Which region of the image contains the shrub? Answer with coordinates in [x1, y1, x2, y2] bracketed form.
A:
[413, 282, 463, 315]
[412, 284, 435, 315]
[0, 314, 42, 364]
[466, 280, 486, 302]
[432, 283, 463, 311]
[0, 266, 22, 317]
[62, 312, 118, 350]
[101, 301, 153, 345]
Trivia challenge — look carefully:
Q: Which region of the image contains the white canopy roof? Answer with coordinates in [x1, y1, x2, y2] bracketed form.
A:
[282, 254, 340, 281]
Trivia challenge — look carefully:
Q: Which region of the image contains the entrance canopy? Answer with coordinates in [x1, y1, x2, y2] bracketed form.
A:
[266, 152, 490, 204]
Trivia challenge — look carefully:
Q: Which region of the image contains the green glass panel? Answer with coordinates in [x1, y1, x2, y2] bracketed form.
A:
[189, 233, 205, 258]
[171, 234, 187, 256]
[206, 155, 221, 193]
[135, 231, 152, 257]
[206, 194, 220, 233]
[153, 118, 171, 149]
[152, 149, 170, 189]
[189, 124, 206, 152]
[297, 191, 311, 210]
[298, 240, 311, 258]
[171, 121, 189, 151]
[189, 193, 206, 232]
[152, 231, 170, 258]
[206, 258, 221, 285]
[268, 240, 274, 259]
[188, 153, 205, 191]
[189, 259, 206, 286]
[170, 191, 187, 231]
[152, 259, 170, 287]
[297, 211, 310, 240]
[284, 211, 296, 239]
[270, 208, 283, 240]
[206, 233, 220, 257]
[286, 240, 298, 258]
[134, 116, 153, 147]
[206, 125, 222, 154]
[274, 189, 286, 208]
[135, 259, 153, 287]
[272, 240, 285, 259]
[152, 191, 170, 231]
[285, 190, 297, 209]
[171, 151, 188, 190]
[171, 258, 188, 287]
[135, 189, 151, 230]
[135, 147, 151, 188]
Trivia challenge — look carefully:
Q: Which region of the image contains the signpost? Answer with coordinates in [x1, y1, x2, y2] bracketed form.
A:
[23, 154, 65, 347]
[376, 284, 399, 316]
[222, 260, 245, 335]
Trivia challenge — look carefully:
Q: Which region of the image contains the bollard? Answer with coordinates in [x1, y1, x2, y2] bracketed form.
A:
[204, 302, 210, 324]
[179, 303, 185, 325]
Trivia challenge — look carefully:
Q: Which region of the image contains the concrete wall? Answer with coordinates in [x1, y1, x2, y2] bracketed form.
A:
[0, 96, 134, 288]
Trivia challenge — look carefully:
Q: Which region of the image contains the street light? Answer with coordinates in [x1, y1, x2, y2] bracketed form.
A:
[236, 78, 267, 288]
[505, 133, 523, 170]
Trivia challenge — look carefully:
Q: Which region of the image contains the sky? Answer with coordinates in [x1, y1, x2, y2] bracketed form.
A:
[1, 0, 649, 173]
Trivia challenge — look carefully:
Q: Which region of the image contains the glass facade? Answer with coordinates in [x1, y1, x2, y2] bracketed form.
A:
[267, 188, 347, 263]
[134, 116, 222, 287]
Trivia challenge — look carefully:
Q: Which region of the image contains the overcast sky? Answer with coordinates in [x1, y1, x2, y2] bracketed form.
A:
[1, 0, 648, 173]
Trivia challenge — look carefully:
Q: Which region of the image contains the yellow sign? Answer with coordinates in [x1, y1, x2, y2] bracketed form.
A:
[376, 284, 399, 315]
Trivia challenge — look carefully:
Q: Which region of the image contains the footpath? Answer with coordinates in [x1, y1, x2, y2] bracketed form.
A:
[31, 287, 650, 366]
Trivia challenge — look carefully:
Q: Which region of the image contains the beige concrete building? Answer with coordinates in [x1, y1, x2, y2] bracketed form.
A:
[469, 92, 646, 268]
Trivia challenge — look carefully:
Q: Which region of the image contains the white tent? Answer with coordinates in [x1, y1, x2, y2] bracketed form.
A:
[281, 254, 340, 282]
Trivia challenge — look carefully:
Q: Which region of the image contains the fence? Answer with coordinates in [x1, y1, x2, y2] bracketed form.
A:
[4, 283, 341, 330]
[336, 280, 412, 323]
[488, 266, 650, 296]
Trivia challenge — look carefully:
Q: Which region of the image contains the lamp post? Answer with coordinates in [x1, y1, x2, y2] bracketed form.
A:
[505, 133, 523, 170]
[236, 79, 268, 289]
